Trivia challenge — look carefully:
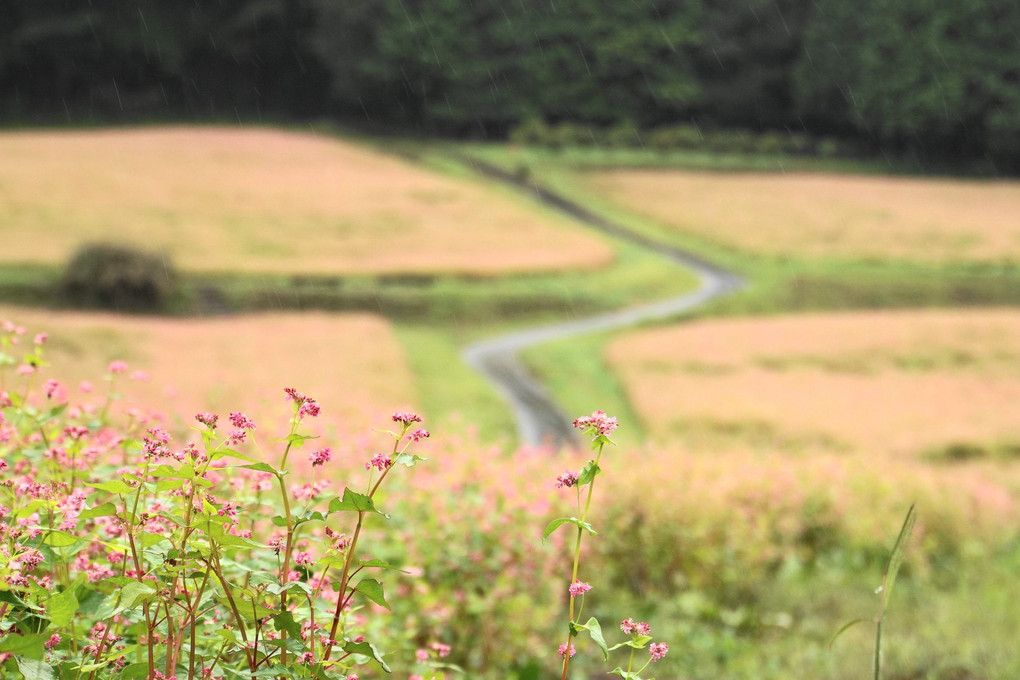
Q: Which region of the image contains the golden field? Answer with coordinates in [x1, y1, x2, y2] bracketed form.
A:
[0, 127, 613, 275]
[607, 309, 1020, 458]
[583, 169, 1020, 262]
[0, 306, 415, 436]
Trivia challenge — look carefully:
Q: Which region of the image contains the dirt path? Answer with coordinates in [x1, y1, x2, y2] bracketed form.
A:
[460, 158, 743, 448]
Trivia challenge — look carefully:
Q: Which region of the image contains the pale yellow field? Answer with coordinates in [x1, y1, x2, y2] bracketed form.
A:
[607, 309, 1020, 458]
[0, 306, 415, 437]
[583, 169, 1020, 262]
[0, 127, 613, 275]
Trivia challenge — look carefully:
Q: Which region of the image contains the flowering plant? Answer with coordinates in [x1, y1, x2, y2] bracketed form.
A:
[547, 411, 669, 680]
[0, 319, 444, 680]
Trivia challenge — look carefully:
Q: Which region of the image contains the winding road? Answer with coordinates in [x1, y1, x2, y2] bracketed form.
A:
[460, 158, 744, 448]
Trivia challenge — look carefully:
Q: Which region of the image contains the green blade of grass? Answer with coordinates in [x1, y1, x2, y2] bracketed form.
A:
[880, 503, 917, 611]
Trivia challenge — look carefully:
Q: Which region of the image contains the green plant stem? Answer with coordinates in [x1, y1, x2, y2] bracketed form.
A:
[560, 442, 605, 680]
[874, 618, 883, 680]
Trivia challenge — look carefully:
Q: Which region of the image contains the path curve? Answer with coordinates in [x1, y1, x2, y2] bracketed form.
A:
[460, 158, 744, 448]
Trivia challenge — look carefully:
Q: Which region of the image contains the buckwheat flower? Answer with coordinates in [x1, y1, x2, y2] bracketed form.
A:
[392, 411, 422, 425]
[429, 642, 451, 658]
[129, 370, 149, 382]
[634, 621, 651, 635]
[44, 379, 60, 399]
[16, 365, 35, 376]
[572, 409, 619, 437]
[649, 642, 669, 662]
[294, 551, 312, 565]
[64, 425, 90, 440]
[557, 644, 576, 658]
[407, 428, 430, 442]
[33, 333, 48, 347]
[298, 652, 315, 665]
[44, 634, 60, 650]
[620, 618, 637, 634]
[415, 649, 430, 662]
[366, 453, 393, 471]
[555, 471, 578, 488]
[107, 360, 128, 374]
[269, 536, 286, 555]
[568, 580, 592, 598]
[298, 399, 320, 419]
[227, 429, 248, 446]
[325, 527, 350, 551]
[309, 447, 331, 467]
[79, 381, 93, 393]
[0, 391, 10, 408]
[346, 675, 359, 680]
[229, 412, 256, 430]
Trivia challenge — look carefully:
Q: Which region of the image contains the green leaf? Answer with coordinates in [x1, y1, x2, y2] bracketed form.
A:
[342, 640, 391, 673]
[210, 448, 259, 463]
[393, 453, 426, 468]
[43, 588, 78, 627]
[15, 657, 55, 680]
[118, 663, 152, 680]
[829, 618, 871, 649]
[86, 480, 136, 494]
[77, 503, 117, 520]
[354, 579, 390, 610]
[609, 668, 641, 680]
[272, 611, 303, 639]
[358, 558, 408, 573]
[277, 433, 319, 447]
[881, 503, 917, 611]
[250, 665, 299, 678]
[577, 461, 601, 485]
[240, 463, 280, 476]
[329, 488, 387, 517]
[41, 531, 79, 548]
[95, 582, 157, 619]
[543, 517, 597, 540]
[574, 617, 609, 661]
[0, 633, 48, 660]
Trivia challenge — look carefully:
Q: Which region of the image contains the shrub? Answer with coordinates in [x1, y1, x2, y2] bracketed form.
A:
[60, 242, 178, 312]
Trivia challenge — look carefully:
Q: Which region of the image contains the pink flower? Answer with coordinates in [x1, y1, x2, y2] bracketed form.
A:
[392, 411, 422, 425]
[33, 333, 48, 346]
[555, 471, 578, 488]
[44, 633, 60, 650]
[572, 410, 618, 437]
[407, 428, 430, 442]
[309, 448, 331, 467]
[130, 370, 149, 382]
[415, 649, 430, 662]
[79, 381, 93, 393]
[557, 644, 576, 658]
[107, 360, 128, 374]
[195, 413, 219, 429]
[229, 412, 256, 430]
[366, 453, 393, 471]
[620, 618, 636, 634]
[634, 621, 651, 635]
[429, 642, 451, 658]
[568, 580, 592, 598]
[649, 642, 669, 662]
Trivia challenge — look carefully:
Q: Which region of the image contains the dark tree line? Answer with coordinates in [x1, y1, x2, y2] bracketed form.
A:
[2, 0, 1017, 167]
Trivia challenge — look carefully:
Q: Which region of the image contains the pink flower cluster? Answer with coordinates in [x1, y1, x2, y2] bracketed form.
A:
[557, 643, 576, 658]
[572, 409, 619, 437]
[285, 388, 321, 419]
[366, 453, 393, 471]
[568, 580, 592, 598]
[392, 411, 422, 425]
[309, 447, 331, 467]
[555, 470, 578, 488]
[620, 618, 651, 635]
[649, 641, 669, 662]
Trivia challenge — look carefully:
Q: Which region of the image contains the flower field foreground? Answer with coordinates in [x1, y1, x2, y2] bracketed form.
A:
[2, 318, 1018, 680]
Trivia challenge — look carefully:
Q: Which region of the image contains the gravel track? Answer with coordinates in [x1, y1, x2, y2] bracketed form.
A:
[460, 158, 744, 448]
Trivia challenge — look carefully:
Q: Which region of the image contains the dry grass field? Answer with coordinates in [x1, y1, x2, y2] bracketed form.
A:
[0, 306, 415, 437]
[583, 169, 1020, 262]
[0, 127, 613, 275]
[607, 309, 1020, 459]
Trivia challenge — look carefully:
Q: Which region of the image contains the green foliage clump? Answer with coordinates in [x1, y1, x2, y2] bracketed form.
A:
[60, 243, 177, 313]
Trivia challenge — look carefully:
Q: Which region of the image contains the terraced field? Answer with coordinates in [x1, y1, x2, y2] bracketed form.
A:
[607, 309, 1020, 460]
[1, 306, 414, 436]
[0, 127, 613, 275]
[582, 169, 1020, 262]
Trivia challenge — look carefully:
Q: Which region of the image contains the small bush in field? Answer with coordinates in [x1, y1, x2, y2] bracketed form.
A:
[60, 242, 178, 312]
